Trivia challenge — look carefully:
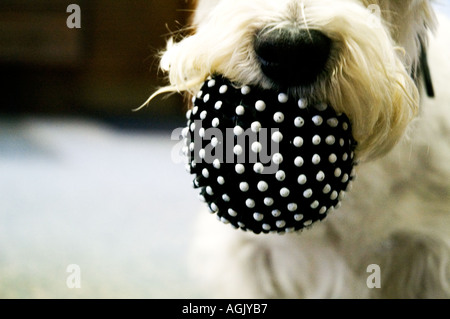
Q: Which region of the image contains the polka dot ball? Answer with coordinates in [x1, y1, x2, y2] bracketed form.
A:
[184, 75, 357, 234]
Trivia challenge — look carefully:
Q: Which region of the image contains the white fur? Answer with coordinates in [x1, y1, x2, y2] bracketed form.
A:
[155, 0, 450, 298]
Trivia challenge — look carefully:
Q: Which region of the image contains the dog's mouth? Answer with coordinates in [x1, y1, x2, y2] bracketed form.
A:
[183, 75, 357, 234]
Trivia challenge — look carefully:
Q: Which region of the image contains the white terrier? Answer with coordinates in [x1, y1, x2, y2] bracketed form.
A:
[151, 0, 450, 298]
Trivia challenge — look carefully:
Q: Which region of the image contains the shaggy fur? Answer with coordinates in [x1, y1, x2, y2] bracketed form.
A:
[151, 0, 450, 298]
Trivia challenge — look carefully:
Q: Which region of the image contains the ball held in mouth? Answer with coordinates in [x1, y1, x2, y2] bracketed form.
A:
[184, 75, 357, 234]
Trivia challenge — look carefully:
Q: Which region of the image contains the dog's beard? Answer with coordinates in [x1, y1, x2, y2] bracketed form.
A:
[184, 75, 357, 234]
[156, 1, 420, 162]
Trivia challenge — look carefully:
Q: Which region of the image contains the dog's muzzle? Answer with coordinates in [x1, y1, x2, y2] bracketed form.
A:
[183, 75, 357, 234]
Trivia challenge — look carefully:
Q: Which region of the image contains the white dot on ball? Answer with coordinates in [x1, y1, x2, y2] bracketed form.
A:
[272, 131, 283, 143]
[340, 138, 345, 147]
[182, 146, 189, 157]
[255, 100, 266, 112]
[234, 126, 244, 136]
[347, 181, 354, 191]
[199, 148, 206, 159]
[276, 170, 286, 181]
[330, 191, 338, 200]
[278, 93, 288, 103]
[222, 194, 230, 202]
[228, 208, 238, 217]
[220, 217, 230, 224]
[312, 154, 321, 165]
[323, 184, 331, 194]
[234, 145, 243, 156]
[351, 167, 357, 178]
[316, 171, 325, 182]
[236, 105, 245, 116]
[327, 118, 339, 127]
[342, 174, 349, 183]
[193, 178, 200, 187]
[276, 220, 286, 228]
[257, 181, 269, 192]
[239, 182, 250, 192]
[262, 224, 271, 231]
[312, 116, 323, 126]
[246, 199, 255, 208]
[342, 153, 349, 161]
[294, 117, 305, 128]
[326, 135, 336, 145]
[298, 174, 307, 185]
[272, 209, 281, 217]
[214, 101, 223, 110]
[211, 137, 219, 148]
[253, 213, 264, 222]
[294, 156, 304, 167]
[235, 164, 245, 174]
[334, 168, 342, 177]
[202, 168, 210, 178]
[210, 203, 219, 212]
[196, 91, 203, 99]
[199, 128, 206, 138]
[237, 222, 246, 228]
[254, 162, 264, 174]
[190, 122, 196, 132]
[288, 203, 298, 212]
[203, 94, 210, 103]
[200, 110, 207, 120]
[212, 118, 220, 127]
[303, 220, 313, 227]
[272, 153, 284, 165]
[314, 102, 328, 111]
[241, 86, 251, 95]
[298, 98, 307, 109]
[217, 176, 225, 185]
[207, 79, 216, 87]
[280, 187, 290, 197]
[294, 214, 304, 222]
[343, 122, 349, 131]
[303, 189, 313, 198]
[329, 154, 337, 164]
[319, 206, 328, 215]
[264, 198, 274, 206]
[181, 127, 189, 138]
[251, 121, 262, 133]
[293, 136, 304, 148]
[186, 109, 192, 120]
[310, 200, 319, 209]
[251, 142, 263, 153]
[273, 112, 285, 123]
[219, 85, 228, 94]
[312, 135, 321, 145]
[198, 194, 206, 202]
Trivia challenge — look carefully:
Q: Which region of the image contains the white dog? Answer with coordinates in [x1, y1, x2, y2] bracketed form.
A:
[150, 0, 450, 298]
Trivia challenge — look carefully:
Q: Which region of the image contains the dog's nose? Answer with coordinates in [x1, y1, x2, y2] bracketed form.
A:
[254, 29, 332, 86]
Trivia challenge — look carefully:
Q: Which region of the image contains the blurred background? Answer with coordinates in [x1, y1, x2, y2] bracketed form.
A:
[0, 0, 206, 298]
[0, 1, 449, 299]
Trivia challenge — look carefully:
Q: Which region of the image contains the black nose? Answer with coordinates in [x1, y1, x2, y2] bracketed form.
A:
[254, 29, 332, 86]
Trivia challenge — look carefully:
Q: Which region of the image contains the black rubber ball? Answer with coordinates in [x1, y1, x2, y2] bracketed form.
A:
[183, 75, 357, 234]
